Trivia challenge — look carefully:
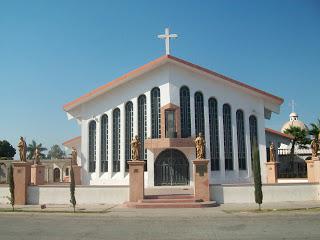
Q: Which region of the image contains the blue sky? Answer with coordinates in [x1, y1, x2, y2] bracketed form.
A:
[0, 0, 319, 154]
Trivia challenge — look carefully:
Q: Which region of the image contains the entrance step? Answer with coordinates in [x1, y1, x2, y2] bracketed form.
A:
[144, 194, 194, 200]
[124, 194, 217, 208]
[124, 201, 217, 208]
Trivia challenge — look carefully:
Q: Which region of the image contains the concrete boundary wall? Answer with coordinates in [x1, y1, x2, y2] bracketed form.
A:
[27, 185, 129, 205]
[1, 183, 320, 205]
[0, 186, 10, 204]
[211, 183, 320, 204]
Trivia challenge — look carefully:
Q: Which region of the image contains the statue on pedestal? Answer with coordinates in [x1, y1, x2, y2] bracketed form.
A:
[194, 132, 206, 159]
[71, 147, 78, 166]
[131, 135, 141, 161]
[269, 142, 277, 162]
[311, 138, 319, 158]
[18, 136, 27, 162]
[33, 147, 41, 165]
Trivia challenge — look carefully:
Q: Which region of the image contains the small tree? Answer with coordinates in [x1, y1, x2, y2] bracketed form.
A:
[309, 119, 320, 139]
[27, 140, 47, 160]
[8, 164, 15, 212]
[252, 142, 263, 211]
[70, 165, 76, 213]
[0, 140, 16, 159]
[47, 145, 66, 159]
[284, 126, 309, 173]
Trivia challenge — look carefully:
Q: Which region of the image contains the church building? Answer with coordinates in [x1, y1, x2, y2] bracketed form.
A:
[63, 54, 283, 187]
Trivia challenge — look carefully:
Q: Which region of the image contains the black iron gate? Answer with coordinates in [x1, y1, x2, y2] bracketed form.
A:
[155, 149, 189, 186]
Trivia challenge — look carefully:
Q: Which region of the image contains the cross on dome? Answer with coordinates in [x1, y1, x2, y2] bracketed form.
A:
[289, 99, 296, 113]
[158, 27, 178, 55]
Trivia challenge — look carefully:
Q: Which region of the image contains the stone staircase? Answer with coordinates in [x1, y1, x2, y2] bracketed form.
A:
[124, 193, 217, 208]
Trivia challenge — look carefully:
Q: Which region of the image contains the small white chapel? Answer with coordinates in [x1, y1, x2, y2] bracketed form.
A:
[63, 28, 283, 187]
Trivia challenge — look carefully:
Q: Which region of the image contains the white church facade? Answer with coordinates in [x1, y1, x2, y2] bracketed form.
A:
[63, 54, 283, 187]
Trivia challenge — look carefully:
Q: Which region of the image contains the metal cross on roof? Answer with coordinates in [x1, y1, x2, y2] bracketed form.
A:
[289, 99, 296, 112]
[158, 28, 178, 55]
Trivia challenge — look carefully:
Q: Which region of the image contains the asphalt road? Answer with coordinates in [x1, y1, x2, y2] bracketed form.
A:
[0, 209, 319, 240]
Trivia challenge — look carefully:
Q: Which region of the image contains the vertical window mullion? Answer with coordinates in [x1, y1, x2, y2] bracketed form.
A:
[236, 110, 246, 170]
[249, 115, 258, 161]
[88, 121, 96, 173]
[209, 98, 220, 171]
[151, 87, 161, 138]
[223, 104, 233, 170]
[125, 102, 133, 171]
[101, 115, 108, 172]
[180, 86, 191, 138]
[113, 108, 120, 172]
[194, 92, 205, 137]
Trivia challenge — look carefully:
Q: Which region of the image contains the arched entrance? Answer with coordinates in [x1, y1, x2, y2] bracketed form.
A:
[155, 149, 189, 186]
[53, 168, 61, 182]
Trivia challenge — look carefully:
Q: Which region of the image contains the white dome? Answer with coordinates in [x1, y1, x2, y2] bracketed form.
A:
[281, 112, 308, 133]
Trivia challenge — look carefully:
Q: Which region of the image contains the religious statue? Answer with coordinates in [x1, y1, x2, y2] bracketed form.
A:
[311, 138, 319, 158]
[131, 135, 141, 161]
[269, 142, 277, 162]
[33, 147, 41, 165]
[71, 147, 77, 166]
[194, 132, 206, 159]
[18, 136, 27, 162]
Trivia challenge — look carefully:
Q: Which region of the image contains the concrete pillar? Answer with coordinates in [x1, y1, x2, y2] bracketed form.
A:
[193, 159, 210, 201]
[72, 165, 82, 185]
[305, 159, 315, 183]
[128, 160, 145, 202]
[13, 162, 31, 205]
[31, 164, 45, 185]
[265, 162, 279, 184]
[313, 157, 320, 183]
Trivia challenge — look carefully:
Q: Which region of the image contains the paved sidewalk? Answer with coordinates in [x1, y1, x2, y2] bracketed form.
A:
[0, 200, 319, 214]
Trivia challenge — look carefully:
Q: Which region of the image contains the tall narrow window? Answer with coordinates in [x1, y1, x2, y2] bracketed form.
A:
[165, 110, 176, 138]
[113, 108, 121, 172]
[223, 104, 233, 170]
[138, 95, 147, 171]
[101, 114, 108, 172]
[180, 86, 191, 138]
[236, 110, 246, 170]
[194, 91, 205, 137]
[208, 98, 220, 171]
[88, 120, 96, 173]
[151, 87, 161, 138]
[125, 102, 133, 171]
[249, 115, 258, 160]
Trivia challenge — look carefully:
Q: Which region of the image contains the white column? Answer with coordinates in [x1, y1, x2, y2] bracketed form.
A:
[81, 120, 90, 184]
[245, 111, 252, 180]
[203, 96, 211, 184]
[145, 91, 152, 185]
[120, 103, 126, 177]
[132, 97, 138, 137]
[107, 111, 113, 178]
[203, 97, 210, 159]
[95, 117, 101, 177]
[218, 103, 225, 182]
[257, 114, 267, 183]
[232, 108, 239, 179]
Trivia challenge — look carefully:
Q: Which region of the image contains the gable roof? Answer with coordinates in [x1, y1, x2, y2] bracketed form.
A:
[265, 128, 294, 140]
[63, 55, 284, 111]
[62, 136, 81, 148]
